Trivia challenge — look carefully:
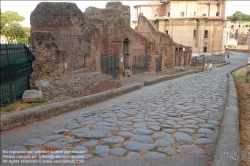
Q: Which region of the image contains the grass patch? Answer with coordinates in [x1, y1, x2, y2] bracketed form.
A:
[70, 152, 78, 156]
[92, 152, 100, 157]
[207, 127, 215, 131]
[148, 147, 158, 152]
[2, 106, 15, 113]
[103, 143, 114, 149]
[246, 93, 250, 97]
[245, 77, 249, 83]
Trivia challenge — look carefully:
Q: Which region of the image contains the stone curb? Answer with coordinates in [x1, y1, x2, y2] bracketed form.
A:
[216, 62, 230, 68]
[0, 84, 141, 131]
[212, 64, 250, 166]
[144, 70, 200, 86]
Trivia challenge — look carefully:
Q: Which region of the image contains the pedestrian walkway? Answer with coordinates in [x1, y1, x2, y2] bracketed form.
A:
[1, 52, 248, 166]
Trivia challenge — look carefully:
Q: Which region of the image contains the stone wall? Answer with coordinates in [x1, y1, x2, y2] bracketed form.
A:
[134, 14, 176, 69]
[29, 31, 66, 86]
[29, 1, 181, 81]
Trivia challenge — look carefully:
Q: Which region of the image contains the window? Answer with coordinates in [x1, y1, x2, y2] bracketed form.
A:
[168, 12, 170, 17]
[194, 12, 196, 16]
[202, 13, 206, 16]
[204, 30, 208, 38]
[193, 30, 196, 38]
[216, 12, 219, 16]
[231, 25, 234, 28]
[203, 46, 207, 52]
[238, 25, 240, 28]
[180, 12, 185, 17]
[166, 30, 168, 34]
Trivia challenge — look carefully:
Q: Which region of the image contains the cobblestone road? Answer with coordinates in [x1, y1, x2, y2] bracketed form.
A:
[1, 52, 248, 166]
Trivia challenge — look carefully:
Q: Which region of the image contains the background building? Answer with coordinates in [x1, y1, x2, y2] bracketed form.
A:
[131, 0, 227, 56]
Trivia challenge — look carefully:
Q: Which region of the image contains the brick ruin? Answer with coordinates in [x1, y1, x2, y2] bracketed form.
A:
[29, 2, 192, 82]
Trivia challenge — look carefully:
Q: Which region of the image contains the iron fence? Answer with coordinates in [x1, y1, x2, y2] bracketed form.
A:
[132, 54, 149, 75]
[101, 53, 116, 78]
[192, 53, 225, 66]
[0, 44, 35, 105]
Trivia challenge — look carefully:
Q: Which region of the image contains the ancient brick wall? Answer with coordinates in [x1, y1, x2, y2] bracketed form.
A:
[29, 31, 67, 86]
[30, 2, 85, 70]
[134, 14, 176, 70]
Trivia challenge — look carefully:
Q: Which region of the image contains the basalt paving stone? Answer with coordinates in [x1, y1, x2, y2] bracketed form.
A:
[82, 140, 98, 147]
[207, 120, 220, 126]
[193, 134, 207, 139]
[178, 128, 196, 133]
[184, 124, 199, 129]
[154, 138, 175, 146]
[198, 128, 214, 134]
[144, 118, 157, 122]
[102, 136, 124, 144]
[200, 124, 215, 129]
[116, 121, 133, 126]
[66, 139, 80, 144]
[133, 128, 154, 135]
[172, 124, 183, 129]
[148, 125, 161, 131]
[104, 118, 118, 123]
[150, 116, 160, 119]
[121, 126, 134, 131]
[196, 138, 213, 145]
[145, 122, 160, 125]
[80, 121, 93, 125]
[165, 120, 176, 125]
[112, 148, 126, 156]
[157, 118, 165, 123]
[160, 124, 172, 128]
[2, 146, 27, 154]
[29, 147, 41, 156]
[72, 146, 88, 153]
[72, 128, 90, 133]
[93, 127, 119, 131]
[127, 152, 142, 159]
[123, 141, 156, 150]
[94, 146, 110, 157]
[66, 123, 80, 129]
[158, 148, 176, 155]
[46, 142, 65, 148]
[183, 120, 198, 125]
[133, 123, 147, 128]
[77, 117, 94, 122]
[178, 145, 206, 155]
[197, 113, 210, 117]
[117, 131, 134, 137]
[144, 152, 166, 159]
[192, 118, 206, 123]
[23, 138, 46, 145]
[166, 117, 183, 121]
[52, 129, 69, 134]
[42, 134, 64, 141]
[129, 135, 153, 143]
[152, 132, 171, 138]
[95, 121, 115, 127]
[74, 131, 111, 138]
[173, 132, 193, 143]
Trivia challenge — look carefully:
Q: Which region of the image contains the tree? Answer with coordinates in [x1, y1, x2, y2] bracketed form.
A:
[1, 11, 29, 43]
[227, 11, 250, 22]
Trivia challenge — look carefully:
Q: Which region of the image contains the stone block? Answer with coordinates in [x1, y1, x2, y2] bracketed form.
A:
[22, 90, 43, 103]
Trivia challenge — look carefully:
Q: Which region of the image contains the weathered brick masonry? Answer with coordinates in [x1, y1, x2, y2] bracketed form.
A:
[29, 1, 191, 82]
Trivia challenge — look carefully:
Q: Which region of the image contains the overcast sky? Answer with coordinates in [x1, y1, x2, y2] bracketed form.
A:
[1, 1, 250, 27]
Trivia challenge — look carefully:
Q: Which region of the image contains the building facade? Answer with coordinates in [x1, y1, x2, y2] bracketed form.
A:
[131, 0, 227, 56]
[225, 21, 250, 49]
